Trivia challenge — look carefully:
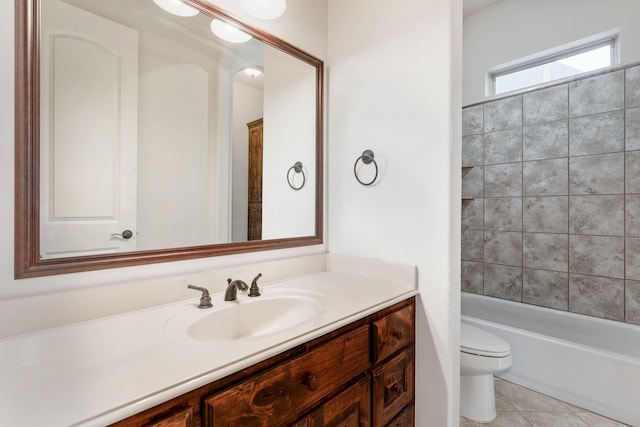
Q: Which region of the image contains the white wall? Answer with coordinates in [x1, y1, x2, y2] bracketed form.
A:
[137, 58, 212, 250]
[327, 0, 462, 425]
[464, 0, 640, 105]
[1, 0, 326, 299]
[262, 47, 317, 239]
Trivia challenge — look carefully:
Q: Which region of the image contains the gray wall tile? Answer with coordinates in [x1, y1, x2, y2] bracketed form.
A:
[523, 268, 569, 310]
[626, 108, 640, 151]
[568, 195, 624, 236]
[523, 120, 568, 161]
[626, 238, 640, 281]
[626, 151, 640, 193]
[484, 197, 522, 231]
[484, 96, 522, 132]
[484, 231, 522, 266]
[569, 152, 624, 195]
[484, 163, 522, 197]
[462, 229, 483, 261]
[462, 104, 483, 136]
[462, 261, 483, 294]
[523, 84, 568, 125]
[484, 128, 522, 164]
[569, 235, 624, 278]
[462, 198, 483, 230]
[626, 65, 640, 109]
[569, 273, 624, 321]
[484, 263, 522, 301]
[626, 280, 640, 325]
[462, 134, 483, 166]
[462, 166, 483, 198]
[569, 110, 625, 156]
[626, 195, 640, 237]
[523, 196, 568, 233]
[462, 64, 640, 325]
[523, 158, 568, 196]
[523, 233, 568, 272]
[569, 70, 624, 117]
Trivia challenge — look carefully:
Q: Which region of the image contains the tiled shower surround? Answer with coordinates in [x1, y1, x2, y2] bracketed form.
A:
[462, 64, 640, 324]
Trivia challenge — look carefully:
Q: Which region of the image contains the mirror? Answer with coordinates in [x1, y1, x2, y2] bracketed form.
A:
[15, 0, 323, 278]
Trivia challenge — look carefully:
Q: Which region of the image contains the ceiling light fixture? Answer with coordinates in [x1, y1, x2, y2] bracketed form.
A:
[238, 0, 286, 20]
[243, 66, 263, 78]
[210, 19, 253, 43]
[153, 0, 199, 17]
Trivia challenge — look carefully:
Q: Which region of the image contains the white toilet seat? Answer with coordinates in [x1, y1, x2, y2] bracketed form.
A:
[461, 323, 510, 357]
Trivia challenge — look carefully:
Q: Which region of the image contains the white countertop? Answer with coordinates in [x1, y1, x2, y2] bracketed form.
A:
[0, 270, 416, 426]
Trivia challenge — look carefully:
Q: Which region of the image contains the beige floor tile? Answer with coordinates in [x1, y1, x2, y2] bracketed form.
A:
[575, 412, 630, 427]
[479, 411, 533, 426]
[460, 416, 477, 426]
[521, 411, 590, 427]
[563, 401, 588, 412]
[495, 380, 572, 412]
[495, 389, 517, 412]
[462, 379, 629, 427]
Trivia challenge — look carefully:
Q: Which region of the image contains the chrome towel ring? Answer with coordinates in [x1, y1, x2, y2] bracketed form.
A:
[354, 149, 378, 186]
[287, 161, 306, 190]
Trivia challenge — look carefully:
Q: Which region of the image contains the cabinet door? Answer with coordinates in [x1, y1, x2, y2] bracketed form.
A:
[247, 118, 263, 240]
[307, 376, 370, 427]
[373, 348, 414, 426]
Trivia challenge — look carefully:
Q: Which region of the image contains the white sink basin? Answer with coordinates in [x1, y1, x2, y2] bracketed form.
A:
[174, 291, 325, 342]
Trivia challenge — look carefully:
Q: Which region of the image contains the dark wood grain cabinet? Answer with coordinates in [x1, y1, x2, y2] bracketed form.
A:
[143, 407, 194, 427]
[112, 297, 415, 427]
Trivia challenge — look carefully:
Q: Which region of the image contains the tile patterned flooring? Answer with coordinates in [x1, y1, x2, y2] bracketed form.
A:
[460, 378, 630, 427]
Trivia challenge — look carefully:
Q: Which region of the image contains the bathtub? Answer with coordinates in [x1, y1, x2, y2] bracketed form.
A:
[461, 292, 640, 426]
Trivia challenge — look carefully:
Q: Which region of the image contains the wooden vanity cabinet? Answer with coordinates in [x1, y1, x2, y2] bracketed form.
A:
[111, 297, 415, 427]
[202, 326, 370, 425]
[144, 407, 193, 427]
[305, 375, 371, 426]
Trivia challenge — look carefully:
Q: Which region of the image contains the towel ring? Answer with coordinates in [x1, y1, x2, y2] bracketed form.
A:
[287, 161, 306, 190]
[354, 150, 378, 186]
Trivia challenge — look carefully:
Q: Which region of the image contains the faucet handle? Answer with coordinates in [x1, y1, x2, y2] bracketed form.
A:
[248, 273, 262, 297]
[187, 284, 213, 309]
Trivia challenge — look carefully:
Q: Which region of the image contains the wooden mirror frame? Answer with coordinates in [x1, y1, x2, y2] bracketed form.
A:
[14, 0, 323, 279]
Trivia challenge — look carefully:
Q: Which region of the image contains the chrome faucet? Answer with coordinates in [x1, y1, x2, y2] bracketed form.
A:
[224, 278, 248, 301]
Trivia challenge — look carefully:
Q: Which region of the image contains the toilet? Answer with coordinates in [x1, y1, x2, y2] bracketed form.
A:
[460, 323, 512, 422]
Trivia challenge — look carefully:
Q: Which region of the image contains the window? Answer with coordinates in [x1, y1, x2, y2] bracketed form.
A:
[488, 31, 619, 96]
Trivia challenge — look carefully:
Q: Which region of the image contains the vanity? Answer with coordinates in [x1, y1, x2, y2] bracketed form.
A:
[115, 298, 415, 427]
[0, 254, 417, 426]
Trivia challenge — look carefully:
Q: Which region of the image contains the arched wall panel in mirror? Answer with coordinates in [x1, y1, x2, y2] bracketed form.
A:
[15, 0, 323, 278]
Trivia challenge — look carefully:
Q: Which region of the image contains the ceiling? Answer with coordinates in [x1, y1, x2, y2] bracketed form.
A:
[463, 0, 503, 16]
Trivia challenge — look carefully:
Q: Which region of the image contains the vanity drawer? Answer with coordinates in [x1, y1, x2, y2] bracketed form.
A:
[372, 305, 414, 363]
[306, 375, 371, 426]
[372, 348, 414, 426]
[143, 407, 193, 427]
[385, 404, 413, 427]
[202, 326, 370, 426]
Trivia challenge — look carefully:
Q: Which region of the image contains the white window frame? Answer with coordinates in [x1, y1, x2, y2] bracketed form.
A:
[486, 29, 620, 97]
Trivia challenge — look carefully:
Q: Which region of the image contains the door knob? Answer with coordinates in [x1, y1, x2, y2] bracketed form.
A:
[111, 229, 133, 239]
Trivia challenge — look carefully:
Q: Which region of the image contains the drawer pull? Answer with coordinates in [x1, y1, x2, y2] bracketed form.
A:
[304, 374, 319, 391]
[387, 382, 403, 395]
[390, 328, 403, 340]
